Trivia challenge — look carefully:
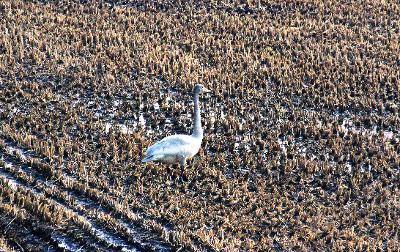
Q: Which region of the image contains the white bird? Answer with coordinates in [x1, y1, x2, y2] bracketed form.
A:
[141, 84, 210, 179]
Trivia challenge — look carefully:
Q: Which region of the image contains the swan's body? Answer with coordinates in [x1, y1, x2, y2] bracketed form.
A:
[142, 134, 201, 164]
[141, 84, 210, 177]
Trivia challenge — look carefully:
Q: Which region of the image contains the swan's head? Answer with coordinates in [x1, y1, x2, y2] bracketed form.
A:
[194, 84, 211, 94]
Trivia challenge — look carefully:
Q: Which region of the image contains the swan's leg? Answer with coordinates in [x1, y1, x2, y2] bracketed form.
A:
[179, 157, 187, 182]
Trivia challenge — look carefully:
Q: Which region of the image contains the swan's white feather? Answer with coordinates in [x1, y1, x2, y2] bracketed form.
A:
[143, 134, 201, 164]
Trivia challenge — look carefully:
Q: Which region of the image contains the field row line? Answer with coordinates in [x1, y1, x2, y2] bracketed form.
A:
[0, 136, 176, 251]
[0, 149, 145, 251]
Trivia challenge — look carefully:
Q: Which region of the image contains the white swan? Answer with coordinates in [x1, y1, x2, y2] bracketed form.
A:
[141, 84, 210, 178]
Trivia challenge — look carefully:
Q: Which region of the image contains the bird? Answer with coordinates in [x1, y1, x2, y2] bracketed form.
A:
[141, 84, 210, 180]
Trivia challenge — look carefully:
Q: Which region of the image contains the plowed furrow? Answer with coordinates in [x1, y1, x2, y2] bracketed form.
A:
[0, 156, 143, 252]
[0, 137, 177, 251]
[0, 169, 109, 251]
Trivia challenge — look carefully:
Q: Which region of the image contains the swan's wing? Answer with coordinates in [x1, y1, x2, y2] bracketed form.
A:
[145, 135, 193, 157]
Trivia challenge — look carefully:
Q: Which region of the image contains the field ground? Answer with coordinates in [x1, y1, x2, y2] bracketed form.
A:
[0, 0, 399, 251]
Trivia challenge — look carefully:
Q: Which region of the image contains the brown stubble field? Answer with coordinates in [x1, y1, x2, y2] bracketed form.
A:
[0, 0, 399, 251]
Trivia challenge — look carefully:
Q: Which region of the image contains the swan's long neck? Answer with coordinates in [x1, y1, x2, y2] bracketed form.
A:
[192, 92, 203, 139]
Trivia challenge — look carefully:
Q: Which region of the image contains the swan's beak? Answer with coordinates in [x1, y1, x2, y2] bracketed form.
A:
[203, 87, 211, 93]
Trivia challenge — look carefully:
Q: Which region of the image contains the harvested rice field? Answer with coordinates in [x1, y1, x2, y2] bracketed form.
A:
[0, 0, 399, 251]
